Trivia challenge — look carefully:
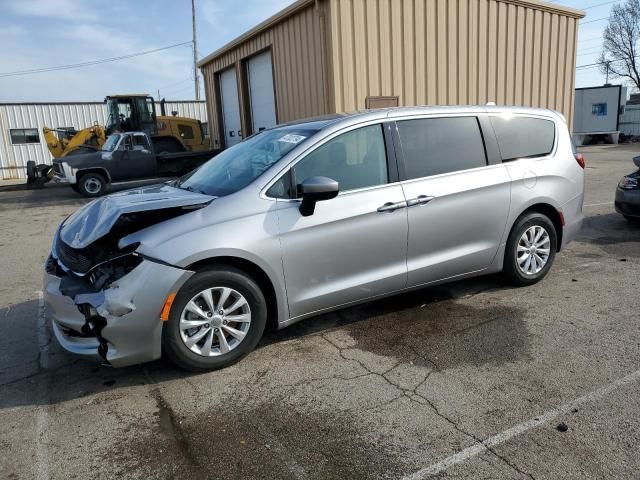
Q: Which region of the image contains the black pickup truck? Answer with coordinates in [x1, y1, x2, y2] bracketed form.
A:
[52, 131, 219, 197]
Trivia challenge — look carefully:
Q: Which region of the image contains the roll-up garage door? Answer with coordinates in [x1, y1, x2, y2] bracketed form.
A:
[219, 67, 242, 148]
[247, 51, 277, 134]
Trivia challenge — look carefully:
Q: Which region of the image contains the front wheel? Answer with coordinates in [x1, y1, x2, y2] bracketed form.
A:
[503, 212, 557, 286]
[77, 172, 107, 197]
[162, 267, 267, 371]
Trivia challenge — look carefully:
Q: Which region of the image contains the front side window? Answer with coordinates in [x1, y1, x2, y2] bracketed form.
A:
[10, 128, 40, 145]
[292, 124, 388, 195]
[490, 116, 555, 161]
[397, 117, 487, 180]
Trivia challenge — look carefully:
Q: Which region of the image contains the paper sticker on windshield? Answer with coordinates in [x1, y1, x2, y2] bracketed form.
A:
[279, 133, 306, 144]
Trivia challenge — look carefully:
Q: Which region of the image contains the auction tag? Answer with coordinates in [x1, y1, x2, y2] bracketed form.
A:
[279, 133, 306, 144]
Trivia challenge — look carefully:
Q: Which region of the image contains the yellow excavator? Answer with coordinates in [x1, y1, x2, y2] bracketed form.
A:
[43, 124, 107, 158]
[42, 94, 211, 158]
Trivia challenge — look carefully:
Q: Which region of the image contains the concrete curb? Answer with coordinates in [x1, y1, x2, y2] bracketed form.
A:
[0, 181, 68, 193]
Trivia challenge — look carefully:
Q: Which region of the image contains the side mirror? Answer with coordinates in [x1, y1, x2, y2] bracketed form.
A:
[298, 176, 339, 217]
[633, 155, 640, 168]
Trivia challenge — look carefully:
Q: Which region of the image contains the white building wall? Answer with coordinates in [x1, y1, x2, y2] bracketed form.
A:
[573, 86, 626, 134]
[0, 101, 208, 179]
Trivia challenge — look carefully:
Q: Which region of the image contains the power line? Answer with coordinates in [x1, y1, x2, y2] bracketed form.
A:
[580, 15, 610, 24]
[576, 55, 640, 70]
[0, 41, 192, 78]
[582, 1, 619, 10]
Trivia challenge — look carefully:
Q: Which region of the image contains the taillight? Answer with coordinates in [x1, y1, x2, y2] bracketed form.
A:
[575, 153, 585, 169]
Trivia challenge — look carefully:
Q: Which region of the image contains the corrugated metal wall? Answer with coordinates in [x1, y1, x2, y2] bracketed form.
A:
[199, 0, 583, 148]
[619, 105, 640, 136]
[0, 101, 208, 179]
[199, 1, 330, 148]
[328, 0, 582, 126]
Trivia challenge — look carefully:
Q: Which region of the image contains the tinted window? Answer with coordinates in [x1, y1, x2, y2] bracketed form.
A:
[178, 124, 194, 140]
[293, 124, 388, 194]
[397, 117, 487, 179]
[10, 128, 40, 144]
[490, 116, 555, 161]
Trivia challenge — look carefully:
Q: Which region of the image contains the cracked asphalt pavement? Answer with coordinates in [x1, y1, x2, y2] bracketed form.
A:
[1, 144, 639, 479]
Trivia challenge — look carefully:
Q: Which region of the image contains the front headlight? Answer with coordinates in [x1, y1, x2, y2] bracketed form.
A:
[618, 175, 639, 190]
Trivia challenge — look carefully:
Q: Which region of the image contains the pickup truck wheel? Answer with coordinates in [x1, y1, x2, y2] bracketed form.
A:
[162, 267, 267, 371]
[77, 172, 106, 197]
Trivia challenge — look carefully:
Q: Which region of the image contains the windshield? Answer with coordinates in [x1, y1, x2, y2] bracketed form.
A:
[103, 134, 121, 152]
[179, 127, 319, 196]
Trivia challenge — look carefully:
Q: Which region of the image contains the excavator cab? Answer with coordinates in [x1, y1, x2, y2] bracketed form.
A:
[105, 95, 157, 136]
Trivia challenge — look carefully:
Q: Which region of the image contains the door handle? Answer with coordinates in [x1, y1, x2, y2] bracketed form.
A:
[407, 195, 435, 207]
[377, 201, 407, 213]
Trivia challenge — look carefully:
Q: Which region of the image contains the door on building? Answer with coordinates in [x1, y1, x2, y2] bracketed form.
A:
[246, 51, 277, 134]
[219, 67, 242, 148]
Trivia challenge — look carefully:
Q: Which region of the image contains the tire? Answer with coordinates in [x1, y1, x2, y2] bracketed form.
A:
[503, 212, 557, 286]
[162, 267, 267, 371]
[77, 172, 106, 197]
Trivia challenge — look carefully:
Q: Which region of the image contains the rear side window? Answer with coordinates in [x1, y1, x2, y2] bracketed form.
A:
[396, 117, 487, 180]
[490, 116, 555, 161]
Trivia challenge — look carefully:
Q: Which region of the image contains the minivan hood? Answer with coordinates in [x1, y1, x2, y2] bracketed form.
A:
[60, 184, 214, 249]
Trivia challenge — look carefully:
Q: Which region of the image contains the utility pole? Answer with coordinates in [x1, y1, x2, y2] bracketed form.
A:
[192, 0, 200, 100]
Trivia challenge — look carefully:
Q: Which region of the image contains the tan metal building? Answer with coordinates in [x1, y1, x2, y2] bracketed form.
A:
[199, 0, 585, 149]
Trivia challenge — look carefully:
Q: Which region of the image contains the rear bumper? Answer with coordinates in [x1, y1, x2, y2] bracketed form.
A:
[560, 193, 584, 249]
[44, 258, 193, 367]
[615, 187, 640, 218]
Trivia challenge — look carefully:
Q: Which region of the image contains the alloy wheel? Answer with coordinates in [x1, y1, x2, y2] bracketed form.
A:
[516, 225, 551, 275]
[179, 287, 252, 356]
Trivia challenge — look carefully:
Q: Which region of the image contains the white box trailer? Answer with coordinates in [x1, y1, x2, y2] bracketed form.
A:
[573, 85, 627, 146]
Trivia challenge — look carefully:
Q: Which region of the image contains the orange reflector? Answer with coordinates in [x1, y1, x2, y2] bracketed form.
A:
[160, 292, 177, 321]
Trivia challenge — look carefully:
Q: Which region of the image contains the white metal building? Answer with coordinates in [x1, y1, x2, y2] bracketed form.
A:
[573, 85, 627, 145]
[619, 104, 640, 136]
[0, 100, 208, 179]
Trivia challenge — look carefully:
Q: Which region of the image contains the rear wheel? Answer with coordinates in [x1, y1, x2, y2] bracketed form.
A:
[162, 267, 267, 371]
[503, 212, 557, 286]
[77, 172, 106, 197]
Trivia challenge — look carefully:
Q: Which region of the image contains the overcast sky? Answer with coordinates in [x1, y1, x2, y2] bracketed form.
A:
[0, 0, 625, 103]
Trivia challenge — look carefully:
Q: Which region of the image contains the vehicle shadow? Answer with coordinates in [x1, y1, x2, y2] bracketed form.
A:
[576, 212, 640, 257]
[0, 273, 514, 410]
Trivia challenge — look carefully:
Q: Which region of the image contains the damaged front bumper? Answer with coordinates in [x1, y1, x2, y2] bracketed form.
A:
[44, 255, 193, 367]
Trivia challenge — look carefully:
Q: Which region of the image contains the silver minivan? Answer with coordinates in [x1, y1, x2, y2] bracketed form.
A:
[44, 106, 585, 371]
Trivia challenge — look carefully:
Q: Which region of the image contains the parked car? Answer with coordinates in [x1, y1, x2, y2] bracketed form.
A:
[52, 131, 218, 197]
[615, 155, 640, 222]
[44, 106, 585, 371]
